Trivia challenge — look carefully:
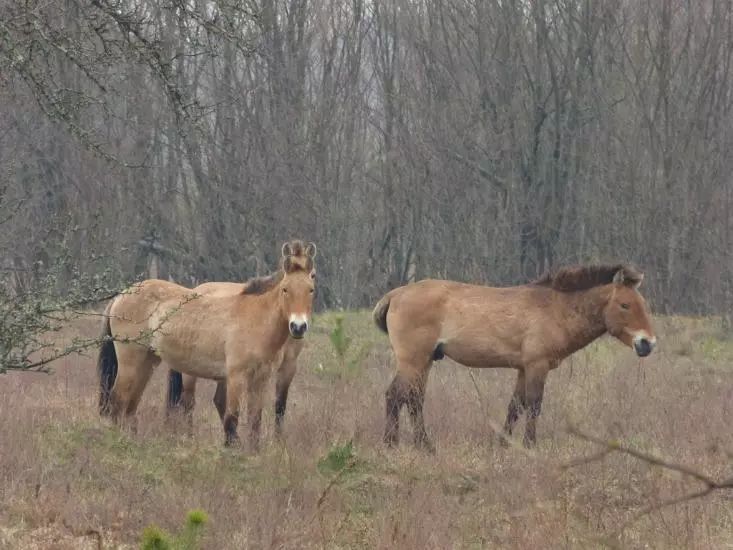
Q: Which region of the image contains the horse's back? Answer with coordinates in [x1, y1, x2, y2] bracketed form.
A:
[194, 281, 244, 297]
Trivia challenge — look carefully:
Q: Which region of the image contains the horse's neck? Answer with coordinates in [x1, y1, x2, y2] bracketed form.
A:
[238, 288, 289, 347]
[556, 286, 610, 353]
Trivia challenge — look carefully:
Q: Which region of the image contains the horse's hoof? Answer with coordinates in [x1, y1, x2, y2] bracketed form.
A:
[224, 436, 240, 448]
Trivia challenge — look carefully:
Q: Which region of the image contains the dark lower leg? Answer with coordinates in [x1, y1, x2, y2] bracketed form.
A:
[523, 369, 547, 448]
[523, 398, 543, 447]
[213, 381, 227, 421]
[274, 383, 290, 438]
[223, 413, 239, 446]
[384, 377, 405, 447]
[222, 371, 244, 447]
[248, 407, 263, 452]
[503, 371, 526, 438]
[504, 395, 523, 435]
[406, 386, 433, 452]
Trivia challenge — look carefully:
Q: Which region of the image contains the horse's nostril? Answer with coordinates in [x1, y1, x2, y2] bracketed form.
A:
[289, 321, 307, 337]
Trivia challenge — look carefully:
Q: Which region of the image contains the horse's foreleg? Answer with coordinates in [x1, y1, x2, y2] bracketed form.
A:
[523, 365, 549, 448]
[246, 367, 269, 453]
[223, 368, 245, 447]
[274, 347, 299, 438]
[502, 369, 526, 445]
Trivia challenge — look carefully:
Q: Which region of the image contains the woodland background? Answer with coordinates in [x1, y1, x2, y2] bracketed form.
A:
[2, 0, 733, 317]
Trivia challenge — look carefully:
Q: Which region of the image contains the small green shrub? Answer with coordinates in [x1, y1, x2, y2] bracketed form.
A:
[318, 440, 355, 475]
[141, 509, 208, 550]
[141, 526, 172, 550]
[329, 315, 352, 367]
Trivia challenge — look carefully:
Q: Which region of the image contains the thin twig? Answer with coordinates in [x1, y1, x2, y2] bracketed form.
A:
[566, 425, 733, 530]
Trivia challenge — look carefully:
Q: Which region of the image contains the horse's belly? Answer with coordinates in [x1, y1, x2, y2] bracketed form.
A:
[443, 339, 521, 368]
[155, 339, 227, 379]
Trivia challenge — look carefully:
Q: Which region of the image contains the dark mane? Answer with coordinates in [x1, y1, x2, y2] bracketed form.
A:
[531, 264, 642, 292]
[241, 271, 284, 295]
[240, 239, 314, 296]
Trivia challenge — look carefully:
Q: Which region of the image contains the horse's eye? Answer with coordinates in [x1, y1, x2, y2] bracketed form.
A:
[620, 303, 630, 310]
[309, 288, 314, 294]
[282, 288, 288, 294]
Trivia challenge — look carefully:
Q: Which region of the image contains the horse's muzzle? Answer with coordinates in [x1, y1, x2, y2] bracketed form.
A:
[289, 321, 308, 339]
[633, 337, 655, 357]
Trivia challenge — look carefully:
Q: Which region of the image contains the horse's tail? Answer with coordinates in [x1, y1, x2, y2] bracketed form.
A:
[373, 288, 400, 334]
[166, 370, 184, 410]
[97, 300, 118, 416]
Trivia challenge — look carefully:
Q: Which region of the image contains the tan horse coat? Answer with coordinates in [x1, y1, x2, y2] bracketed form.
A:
[373, 264, 657, 449]
[169, 280, 305, 436]
[98, 241, 316, 449]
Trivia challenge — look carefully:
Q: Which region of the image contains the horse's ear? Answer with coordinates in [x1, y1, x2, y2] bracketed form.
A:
[282, 242, 292, 257]
[630, 272, 644, 289]
[614, 267, 644, 289]
[283, 255, 294, 273]
[305, 242, 317, 259]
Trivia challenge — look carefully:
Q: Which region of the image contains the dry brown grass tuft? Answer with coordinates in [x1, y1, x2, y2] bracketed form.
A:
[0, 311, 731, 548]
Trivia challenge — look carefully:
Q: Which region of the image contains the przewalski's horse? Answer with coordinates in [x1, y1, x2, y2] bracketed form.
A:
[373, 264, 657, 450]
[97, 241, 317, 450]
[166, 242, 313, 436]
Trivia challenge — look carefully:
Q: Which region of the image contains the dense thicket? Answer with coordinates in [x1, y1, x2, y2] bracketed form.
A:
[2, 0, 732, 315]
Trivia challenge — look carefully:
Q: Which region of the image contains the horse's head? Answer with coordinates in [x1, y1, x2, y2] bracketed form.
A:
[279, 241, 317, 339]
[603, 266, 656, 357]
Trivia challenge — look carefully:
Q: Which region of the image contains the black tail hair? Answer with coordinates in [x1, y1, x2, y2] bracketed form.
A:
[167, 370, 184, 410]
[97, 311, 117, 416]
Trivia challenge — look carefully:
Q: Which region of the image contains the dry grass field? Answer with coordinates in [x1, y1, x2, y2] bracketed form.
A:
[0, 311, 731, 549]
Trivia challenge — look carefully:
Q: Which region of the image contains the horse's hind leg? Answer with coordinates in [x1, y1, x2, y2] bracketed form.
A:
[110, 345, 157, 432]
[501, 370, 526, 446]
[385, 358, 433, 451]
[384, 375, 406, 447]
[406, 368, 433, 452]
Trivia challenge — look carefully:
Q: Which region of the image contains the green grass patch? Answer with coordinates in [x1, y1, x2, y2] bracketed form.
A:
[36, 422, 319, 494]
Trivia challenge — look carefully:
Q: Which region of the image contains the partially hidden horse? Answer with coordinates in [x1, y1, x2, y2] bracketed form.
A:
[372, 264, 657, 450]
[165, 242, 313, 437]
[97, 241, 317, 449]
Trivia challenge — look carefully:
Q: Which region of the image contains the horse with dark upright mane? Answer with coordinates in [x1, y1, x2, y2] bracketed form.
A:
[97, 240, 317, 450]
[373, 264, 657, 450]
[166, 241, 314, 437]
